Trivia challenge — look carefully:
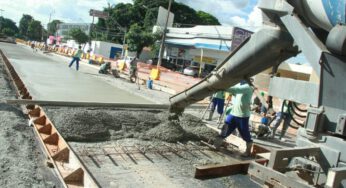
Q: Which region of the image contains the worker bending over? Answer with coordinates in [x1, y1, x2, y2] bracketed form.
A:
[214, 80, 254, 157]
[99, 62, 111, 74]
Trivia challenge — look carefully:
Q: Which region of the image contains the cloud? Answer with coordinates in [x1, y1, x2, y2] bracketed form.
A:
[0, 0, 261, 31]
[228, 16, 247, 27]
[247, 6, 263, 27]
[224, 6, 262, 31]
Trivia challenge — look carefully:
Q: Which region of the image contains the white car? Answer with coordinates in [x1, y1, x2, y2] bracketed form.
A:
[183, 67, 198, 77]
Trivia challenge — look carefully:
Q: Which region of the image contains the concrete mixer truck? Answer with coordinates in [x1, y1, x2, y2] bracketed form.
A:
[169, 0, 346, 187]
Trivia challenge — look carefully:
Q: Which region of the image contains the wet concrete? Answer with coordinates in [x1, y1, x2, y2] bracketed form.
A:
[43, 107, 219, 143]
[0, 42, 152, 104]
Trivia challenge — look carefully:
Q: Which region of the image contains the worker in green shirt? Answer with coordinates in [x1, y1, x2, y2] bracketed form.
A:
[68, 45, 83, 71]
[214, 80, 254, 157]
[271, 100, 292, 141]
[208, 91, 225, 121]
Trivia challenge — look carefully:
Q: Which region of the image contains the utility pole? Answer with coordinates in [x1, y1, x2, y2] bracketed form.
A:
[89, 15, 94, 47]
[157, 0, 173, 68]
[0, 9, 4, 33]
[121, 28, 127, 58]
[47, 10, 54, 44]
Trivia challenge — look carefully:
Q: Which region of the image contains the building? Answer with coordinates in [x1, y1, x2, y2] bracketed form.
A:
[56, 23, 91, 42]
[254, 62, 315, 92]
[153, 25, 251, 75]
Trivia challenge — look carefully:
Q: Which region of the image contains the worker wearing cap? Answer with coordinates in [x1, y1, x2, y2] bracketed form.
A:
[214, 80, 253, 157]
[208, 91, 225, 121]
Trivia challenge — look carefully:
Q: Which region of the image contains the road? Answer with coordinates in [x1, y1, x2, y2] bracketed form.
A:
[0, 42, 152, 104]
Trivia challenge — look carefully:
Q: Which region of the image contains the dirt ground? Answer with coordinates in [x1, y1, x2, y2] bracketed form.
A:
[0, 56, 61, 187]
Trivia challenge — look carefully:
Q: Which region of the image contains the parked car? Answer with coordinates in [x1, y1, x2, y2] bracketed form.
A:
[183, 67, 198, 77]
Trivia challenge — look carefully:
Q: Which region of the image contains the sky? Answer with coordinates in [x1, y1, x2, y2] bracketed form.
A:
[0, 0, 261, 28]
[0, 0, 306, 64]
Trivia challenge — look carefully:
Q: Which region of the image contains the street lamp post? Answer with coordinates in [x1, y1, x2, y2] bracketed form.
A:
[157, 0, 173, 68]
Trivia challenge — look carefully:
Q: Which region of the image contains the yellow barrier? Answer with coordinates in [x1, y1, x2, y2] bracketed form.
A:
[118, 61, 126, 71]
[15, 38, 26, 44]
[150, 68, 160, 80]
[97, 57, 104, 64]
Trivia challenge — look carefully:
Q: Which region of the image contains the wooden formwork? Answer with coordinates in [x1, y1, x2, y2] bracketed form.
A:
[0, 49, 99, 188]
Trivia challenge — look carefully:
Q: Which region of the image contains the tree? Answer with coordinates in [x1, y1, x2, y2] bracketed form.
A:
[47, 20, 62, 36]
[126, 24, 156, 57]
[2, 28, 16, 36]
[197, 11, 220, 25]
[27, 20, 43, 41]
[0, 16, 19, 36]
[70, 28, 89, 44]
[96, 0, 221, 43]
[19, 14, 33, 37]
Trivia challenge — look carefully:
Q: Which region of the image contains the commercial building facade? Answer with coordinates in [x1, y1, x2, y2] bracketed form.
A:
[153, 25, 252, 76]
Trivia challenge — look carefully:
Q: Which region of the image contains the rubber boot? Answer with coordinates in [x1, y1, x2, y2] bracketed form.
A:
[241, 142, 253, 157]
[208, 110, 214, 121]
[213, 136, 224, 150]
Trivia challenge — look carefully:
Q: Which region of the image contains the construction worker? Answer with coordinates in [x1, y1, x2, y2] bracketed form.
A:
[99, 62, 111, 74]
[129, 57, 138, 83]
[208, 91, 225, 121]
[68, 45, 83, 71]
[271, 100, 292, 141]
[214, 80, 254, 157]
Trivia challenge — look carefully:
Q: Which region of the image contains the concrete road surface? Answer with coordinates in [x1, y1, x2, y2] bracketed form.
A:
[0, 42, 152, 104]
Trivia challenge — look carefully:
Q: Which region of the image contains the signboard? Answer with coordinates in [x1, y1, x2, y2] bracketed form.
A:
[231, 27, 253, 51]
[89, 9, 109, 19]
[156, 6, 174, 28]
[193, 56, 217, 65]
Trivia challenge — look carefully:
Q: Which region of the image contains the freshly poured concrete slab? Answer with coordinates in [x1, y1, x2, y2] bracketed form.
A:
[0, 42, 152, 104]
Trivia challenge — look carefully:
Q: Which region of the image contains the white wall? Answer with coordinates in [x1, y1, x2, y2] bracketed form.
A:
[92, 41, 122, 58]
[66, 40, 123, 58]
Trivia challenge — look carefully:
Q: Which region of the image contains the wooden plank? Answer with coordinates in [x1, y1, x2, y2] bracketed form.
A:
[6, 99, 207, 109]
[195, 158, 268, 179]
[251, 144, 270, 157]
